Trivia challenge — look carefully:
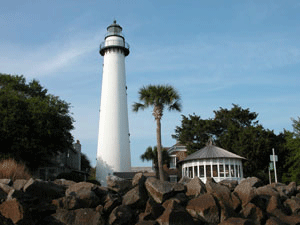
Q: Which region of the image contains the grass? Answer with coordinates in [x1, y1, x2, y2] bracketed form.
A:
[0, 158, 31, 181]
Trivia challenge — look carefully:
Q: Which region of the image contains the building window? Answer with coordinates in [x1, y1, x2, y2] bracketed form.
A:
[220, 165, 224, 177]
[169, 175, 177, 183]
[206, 165, 211, 177]
[213, 165, 218, 177]
[199, 166, 204, 177]
[231, 165, 235, 177]
[236, 165, 239, 177]
[170, 156, 176, 169]
[194, 166, 198, 177]
[225, 165, 229, 177]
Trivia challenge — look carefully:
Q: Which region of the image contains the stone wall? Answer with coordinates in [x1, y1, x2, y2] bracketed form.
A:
[0, 176, 299, 224]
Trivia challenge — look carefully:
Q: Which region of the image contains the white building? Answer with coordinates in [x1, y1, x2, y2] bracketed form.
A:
[96, 21, 131, 186]
[180, 142, 245, 183]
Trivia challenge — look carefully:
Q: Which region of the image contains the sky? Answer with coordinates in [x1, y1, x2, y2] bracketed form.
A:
[1, 1, 299, 168]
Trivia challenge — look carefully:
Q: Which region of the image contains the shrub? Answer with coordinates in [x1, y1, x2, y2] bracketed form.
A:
[0, 158, 31, 181]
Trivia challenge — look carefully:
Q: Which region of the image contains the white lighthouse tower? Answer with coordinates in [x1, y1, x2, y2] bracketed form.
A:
[96, 20, 131, 186]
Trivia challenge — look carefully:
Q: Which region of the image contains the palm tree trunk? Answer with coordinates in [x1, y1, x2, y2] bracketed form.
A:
[156, 118, 164, 181]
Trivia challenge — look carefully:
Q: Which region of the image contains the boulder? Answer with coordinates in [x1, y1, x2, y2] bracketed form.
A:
[12, 179, 28, 191]
[265, 216, 289, 225]
[122, 185, 148, 209]
[145, 177, 185, 204]
[24, 178, 66, 201]
[103, 193, 122, 215]
[219, 217, 253, 225]
[136, 221, 159, 225]
[206, 177, 236, 221]
[186, 193, 220, 224]
[132, 173, 147, 187]
[0, 183, 14, 194]
[272, 182, 297, 198]
[0, 213, 14, 225]
[65, 182, 101, 208]
[139, 198, 165, 221]
[0, 198, 24, 224]
[0, 179, 12, 186]
[219, 179, 238, 192]
[53, 208, 104, 225]
[234, 178, 259, 206]
[106, 175, 132, 194]
[108, 205, 134, 225]
[240, 202, 264, 225]
[178, 176, 192, 185]
[157, 199, 195, 225]
[284, 197, 300, 215]
[185, 176, 206, 197]
[53, 179, 76, 189]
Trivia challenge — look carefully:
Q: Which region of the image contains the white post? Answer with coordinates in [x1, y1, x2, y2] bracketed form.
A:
[272, 148, 278, 183]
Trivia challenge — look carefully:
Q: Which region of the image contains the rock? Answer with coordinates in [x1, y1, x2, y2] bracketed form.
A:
[219, 217, 253, 225]
[265, 216, 289, 225]
[103, 193, 122, 215]
[284, 197, 300, 215]
[0, 183, 14, 194]
[136, 221, 159, 225]
[132, 173, 147, 187]
[219, 179, 238, 192]
[0, 179, 12, 186]
[12, 179, 28, 190]
[64, 182, 102, 209]
[272, 182, 297, 198]
[24, 178, 66, 201]
[145, 177, 185, 204]
[0, 198, 24, 224]
[0, 213, 14, 225]
[106, 175, 132, 195]
[186, 176, 206, 197]
[108, 205, 133, 225]
[186, 193, 220, 224]
[53, 208, 104, 225]
[206, 177, 236, 221]
[139, 198, 165, 221]
[240, 203, 264, 225]
[53, 179, 76, 189]
[178, 176, 192, 185]
[269, 208, 300, 225]
[234, 177, 259, 206]
[157, 199, 195, 225]
[122, 185, 148, 209]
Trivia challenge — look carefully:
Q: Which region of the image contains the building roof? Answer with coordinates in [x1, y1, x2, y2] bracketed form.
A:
[180, 143, 245, 163]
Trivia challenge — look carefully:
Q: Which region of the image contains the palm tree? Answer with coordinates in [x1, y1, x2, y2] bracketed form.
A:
[140, 146, 170, 178]
[133, 84, 182, 181]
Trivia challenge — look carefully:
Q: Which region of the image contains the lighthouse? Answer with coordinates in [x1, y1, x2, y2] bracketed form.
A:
[96, 21, 131, 186]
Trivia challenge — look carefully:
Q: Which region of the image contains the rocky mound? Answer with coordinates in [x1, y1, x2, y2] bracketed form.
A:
[0, 176, 300, 224]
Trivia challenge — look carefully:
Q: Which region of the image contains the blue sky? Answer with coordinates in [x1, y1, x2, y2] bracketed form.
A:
[1, 1, 299, 167]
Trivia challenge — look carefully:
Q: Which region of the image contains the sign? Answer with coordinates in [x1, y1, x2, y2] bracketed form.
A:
[269, 162, 274, 171]
[270, 155, 278, 162]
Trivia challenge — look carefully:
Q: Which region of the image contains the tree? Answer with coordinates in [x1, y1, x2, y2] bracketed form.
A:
[282, 117, 300, 184]
[173, 104, 285, 182]
[0, 74, 74, 171]
[81, 153, 92, 173]
[140, 146, 170, 178]
[133, 84, 182, 181]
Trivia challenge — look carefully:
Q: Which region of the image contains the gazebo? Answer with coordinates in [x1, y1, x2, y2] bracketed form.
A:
[180, 142, 245, 183]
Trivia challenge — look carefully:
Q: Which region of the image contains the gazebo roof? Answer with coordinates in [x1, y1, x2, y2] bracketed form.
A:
[180, 143, 246, 163]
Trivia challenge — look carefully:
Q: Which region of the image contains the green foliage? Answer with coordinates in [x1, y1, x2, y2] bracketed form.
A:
[0, 74, 74, 171]
[81, 153, 92, 173]
[133, 84, 181, 181]
[173, 104, 286, 182]
[282, 117, 300, 184]
[140, 146, 170, 178]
